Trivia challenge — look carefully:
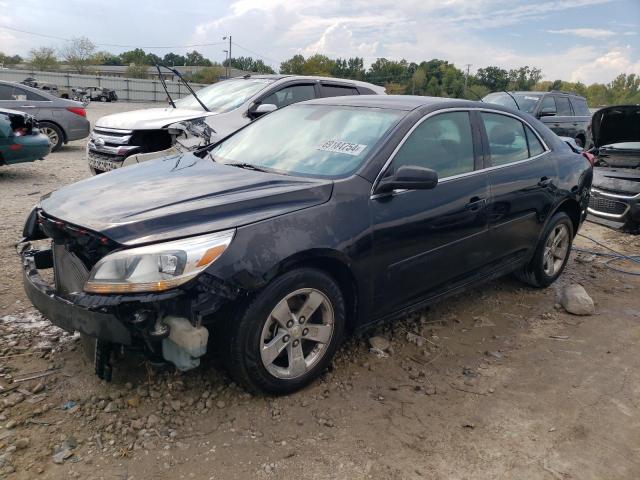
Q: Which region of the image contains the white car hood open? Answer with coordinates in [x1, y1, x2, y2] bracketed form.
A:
[96, 107, 216, 130]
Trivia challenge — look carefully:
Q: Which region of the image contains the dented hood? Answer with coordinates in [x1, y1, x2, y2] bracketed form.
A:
[96, 107, 217, 131]
[39, 153, 333, 245]
[592, 105, 640, 147]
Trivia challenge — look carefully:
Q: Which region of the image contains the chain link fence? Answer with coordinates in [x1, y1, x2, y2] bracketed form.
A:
[0, 68, 207, 102]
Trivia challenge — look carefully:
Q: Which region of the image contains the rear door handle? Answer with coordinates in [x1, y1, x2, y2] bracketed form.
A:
[465, 196, 486, 211]
[538, 176, 553, 187]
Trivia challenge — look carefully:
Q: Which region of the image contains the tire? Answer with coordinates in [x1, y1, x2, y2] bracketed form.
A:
[224, 268, 346, 395]
[100, 96, 108, 102]
[39, 122, 64, 152]
[575, 135, 585, 148]
[515, 211, 574, 288]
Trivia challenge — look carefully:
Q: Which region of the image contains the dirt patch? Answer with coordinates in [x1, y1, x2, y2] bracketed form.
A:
[1, 103, 639, 479]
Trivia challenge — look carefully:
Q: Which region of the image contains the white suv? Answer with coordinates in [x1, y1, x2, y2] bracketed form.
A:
[87, 75, 386, 174]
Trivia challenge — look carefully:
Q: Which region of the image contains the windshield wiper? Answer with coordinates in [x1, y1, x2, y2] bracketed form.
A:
[155, 64, 176, 108]
[224, 162, 287, 175]
[154, 63, 210, 112]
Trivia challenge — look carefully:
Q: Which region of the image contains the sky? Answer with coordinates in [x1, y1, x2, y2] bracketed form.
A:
[0, 0, 638, 84]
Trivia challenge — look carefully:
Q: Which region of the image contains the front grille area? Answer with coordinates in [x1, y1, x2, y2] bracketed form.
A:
[53, 243, 90, 296]
[88, 149, 123, 162]
[588, 196, 628, 215]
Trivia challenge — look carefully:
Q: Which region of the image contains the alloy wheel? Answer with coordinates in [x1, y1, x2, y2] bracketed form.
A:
[260, 288, 334, 380]
[41, 127, 59, 148]
[543, 224, 570, 276]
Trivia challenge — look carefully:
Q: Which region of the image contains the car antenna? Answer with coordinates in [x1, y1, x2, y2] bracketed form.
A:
[464, 88, 484, 102]
[502, 90, 521, 110]
[155, 63, 176, 108]
[156, 63, 210, 112]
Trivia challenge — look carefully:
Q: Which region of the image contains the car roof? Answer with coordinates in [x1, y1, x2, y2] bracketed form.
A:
[511, 90, 584, 98]
[304, 95, 487, 111]
[229, 74, 385, 92]
[0, 80, 82, 106]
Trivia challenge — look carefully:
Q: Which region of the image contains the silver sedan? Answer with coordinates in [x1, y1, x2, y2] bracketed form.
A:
[0, 80, 90, 151]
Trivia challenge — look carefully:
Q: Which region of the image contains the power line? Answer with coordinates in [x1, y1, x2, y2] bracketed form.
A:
[0, 25, 226, 49]
[231, 42, 280, 66]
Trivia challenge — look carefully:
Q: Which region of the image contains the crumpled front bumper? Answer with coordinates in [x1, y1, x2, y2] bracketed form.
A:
[21, 249, 132, 345]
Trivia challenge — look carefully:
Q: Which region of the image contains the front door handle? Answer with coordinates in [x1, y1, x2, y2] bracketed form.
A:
[538, 176, 553, 187]
[465, 196, 486, 211]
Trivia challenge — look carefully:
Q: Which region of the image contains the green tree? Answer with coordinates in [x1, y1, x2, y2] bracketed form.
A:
[185, 50, 211, 66]
[0, 53, 22, 66]
[95, 51, 122, 66]
[163, 52, 187, 66]
[145, 53, 162, 66]
[279, 54, 305, 74]
[28, 47, 58, 71]
[366, 58, 410, 85]
[331, 57, 365, 79]
[410, 68, 426, 94]
[225, 56, 275, 74]
[125, 64, 149, 79]
[301, 54, 335, 76]
[191, 66, 226, 84]
[120, 48, 148, 65]
[60, 36, 98, 73]
[507, 66, 543, 90]
[476, 66, 509, 91]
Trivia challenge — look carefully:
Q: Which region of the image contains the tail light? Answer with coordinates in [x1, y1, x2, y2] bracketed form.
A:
[66, 107, 86, 117]
[582, 151, 595, 166]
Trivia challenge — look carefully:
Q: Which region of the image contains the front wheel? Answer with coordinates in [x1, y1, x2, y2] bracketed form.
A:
[100, 96, 108, 102]
[225, 268, 345, 394]
[515, 211, 574, 288]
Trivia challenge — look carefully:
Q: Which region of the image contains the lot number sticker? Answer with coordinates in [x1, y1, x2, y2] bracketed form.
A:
[317, 140, 367, 156]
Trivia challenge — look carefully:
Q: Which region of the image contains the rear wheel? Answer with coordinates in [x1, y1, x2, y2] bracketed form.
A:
[100, 96, 108, 102]
[39, 122, 64, 152]
[515, 211, 573, 288]
[225, 268, 345, 394]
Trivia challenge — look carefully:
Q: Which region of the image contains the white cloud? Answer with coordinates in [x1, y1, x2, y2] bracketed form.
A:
[571, 46, 640, 83]
[547, 28, 616, 38]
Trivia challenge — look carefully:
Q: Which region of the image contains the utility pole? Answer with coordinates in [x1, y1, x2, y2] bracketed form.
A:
[223, 35, 232, 77]
[464, 63, 472, 97]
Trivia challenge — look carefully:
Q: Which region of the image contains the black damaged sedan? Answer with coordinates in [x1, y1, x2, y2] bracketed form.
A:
[19, 96, 592, 394]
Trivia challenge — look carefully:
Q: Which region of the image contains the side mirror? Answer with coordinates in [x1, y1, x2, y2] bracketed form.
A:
[377, 166, 438, 194]
[538, 107, 556, 118]
[252, 103, 277, 117]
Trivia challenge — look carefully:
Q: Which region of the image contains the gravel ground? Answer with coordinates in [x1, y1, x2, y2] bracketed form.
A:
[1, 102, 639, 479]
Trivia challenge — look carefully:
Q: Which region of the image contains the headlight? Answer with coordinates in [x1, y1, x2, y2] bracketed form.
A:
[84, 230, 234, 294]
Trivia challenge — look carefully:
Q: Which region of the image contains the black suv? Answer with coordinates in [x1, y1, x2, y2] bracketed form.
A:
[483, 91, 591, 147]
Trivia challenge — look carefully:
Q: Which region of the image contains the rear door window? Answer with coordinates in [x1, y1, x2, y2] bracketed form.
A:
[261, 84, 316, 109]
[525, 126, 545, 157]
[481, 112, 529, 166]
[321, 84, 359, 98]
[0, 84, 14, 100]
[555, 97, 573, 116]
[570, 97, 590, 116]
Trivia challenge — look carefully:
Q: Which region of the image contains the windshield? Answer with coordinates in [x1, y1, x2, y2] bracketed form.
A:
[175, 78, 273, 113]
[483, 92, 542, 113]
[210, 104, 404, 177]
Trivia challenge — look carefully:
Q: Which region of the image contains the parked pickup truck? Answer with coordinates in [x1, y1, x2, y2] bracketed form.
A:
[483, 90, 591, 148]
[86, 74, 385, 174]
